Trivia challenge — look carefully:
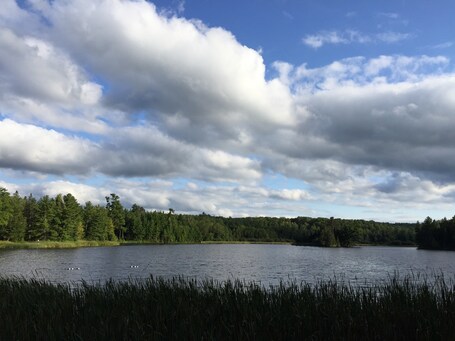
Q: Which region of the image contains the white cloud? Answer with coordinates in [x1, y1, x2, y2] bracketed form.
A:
[0, 27, 108, 133]
[270, 189, 311, 201]
[432, 41, 453, 49]
[302, 29, 410, 49]
[0, 119, 261, 183]
[376, 31, 410, 43]
[0, 29, 101, 105]
[377, 12, 399, 19]
[99, 125, 262, 182]
[0, 119, 100, 175]
[269, 57, 455, 186]
[277, 55, 449, 90]
[303, 31, 346, 48]
[36, 0, 294, 143]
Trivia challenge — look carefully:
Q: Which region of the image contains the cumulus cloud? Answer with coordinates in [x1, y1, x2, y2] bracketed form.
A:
[98, 125, 262, 182]
[28, 0, 293, 147]
[0, 26, 107, 133]
[299, 76, 455, 178]
[268, 56, 455, 185]
[0, 119, 261, 183]
[0, 29, 99, 104]
[0, 119, 100, 175]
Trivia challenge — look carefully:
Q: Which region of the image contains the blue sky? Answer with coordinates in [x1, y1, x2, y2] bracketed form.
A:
[1, 0, 455, 222]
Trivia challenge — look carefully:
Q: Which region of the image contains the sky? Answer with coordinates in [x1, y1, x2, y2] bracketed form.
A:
[1, 0, 455, 222]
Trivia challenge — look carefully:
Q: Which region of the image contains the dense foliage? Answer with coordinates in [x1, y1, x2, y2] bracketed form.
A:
[1, 275, 454, 340]
[0, 187, 415, 246]
[416, 216, 455, 250]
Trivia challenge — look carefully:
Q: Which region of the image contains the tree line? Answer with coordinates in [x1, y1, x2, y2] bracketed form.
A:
[415, 216, 455, 250]
[0, 187, 416, 246]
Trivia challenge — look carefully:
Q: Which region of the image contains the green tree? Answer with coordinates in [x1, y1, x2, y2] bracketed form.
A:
[84, 202, 116, 241]
[106, 194, 125, 240]
[126, 204, 146, 240]
[53, 194, 66, 240]
[62, 193, 83, 240]
[5, 191, 26, 241]
[32, 195, 58, 241]
[24, 194, 38, 241]
[319, 226, 337, 247]
[0, 188, 12, 240]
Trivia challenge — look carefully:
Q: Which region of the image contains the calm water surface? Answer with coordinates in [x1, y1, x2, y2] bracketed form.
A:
[0, 244, 454, 286]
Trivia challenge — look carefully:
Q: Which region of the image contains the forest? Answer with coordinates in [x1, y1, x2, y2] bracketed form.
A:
[0, 187, 419, 247]
[415, 216, 455, 250]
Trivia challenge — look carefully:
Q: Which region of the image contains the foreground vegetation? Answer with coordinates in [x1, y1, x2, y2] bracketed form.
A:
[1, 275, 454, 340]
[0, 187, 416, 247]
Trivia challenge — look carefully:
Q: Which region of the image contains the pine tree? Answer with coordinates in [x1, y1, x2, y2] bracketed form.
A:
[106, 193, 125, 240]
[126, 204, 146, 240]
[24, 194, 38, 241]
[0, 188, 12, 240]
[5, 191, 26, 241]
[62, 193, 83, 241]
[53, 194, 66, 240]
[32, 195, 58, 241]
[84, 203, 117, 241]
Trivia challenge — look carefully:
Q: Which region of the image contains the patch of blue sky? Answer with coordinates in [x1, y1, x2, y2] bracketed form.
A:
[157, 0, 454, 70]
[51, 127, 105, 143]
[171, 178, 196, 190]
[261, 174, 310, 191]
[15, 0, 53, 27]
[129, 110, 164, 129]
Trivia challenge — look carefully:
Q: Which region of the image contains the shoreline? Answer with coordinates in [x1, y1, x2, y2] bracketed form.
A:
[0, 239, 420, 250]
[0, 240, 293, 249]
[0, 240, 121, 249]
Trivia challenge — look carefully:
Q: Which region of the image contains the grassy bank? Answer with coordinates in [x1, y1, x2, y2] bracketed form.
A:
[0, 239, 293, 249]
[199, 240, 293, 245]
[1, 275, 454, 340]
[0, 240, 120, 249]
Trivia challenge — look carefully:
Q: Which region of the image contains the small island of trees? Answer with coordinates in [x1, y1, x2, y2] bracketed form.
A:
[1, 187, 454, 250]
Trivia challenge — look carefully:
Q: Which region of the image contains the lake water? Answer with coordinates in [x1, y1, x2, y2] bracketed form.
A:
[1, 244, 455, 286]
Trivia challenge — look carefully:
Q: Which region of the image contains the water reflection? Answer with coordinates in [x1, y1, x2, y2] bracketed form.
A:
[0, 244, 454, 286]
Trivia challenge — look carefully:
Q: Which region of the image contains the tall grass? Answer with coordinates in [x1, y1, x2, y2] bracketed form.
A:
[0, 240, 120, 249]
[1, 275, 454, 340]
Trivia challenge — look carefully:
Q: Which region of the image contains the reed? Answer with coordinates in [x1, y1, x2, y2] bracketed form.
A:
[0, 274, 454, 340]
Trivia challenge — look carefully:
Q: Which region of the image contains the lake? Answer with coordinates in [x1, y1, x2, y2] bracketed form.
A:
[1, 244, 454, 286]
